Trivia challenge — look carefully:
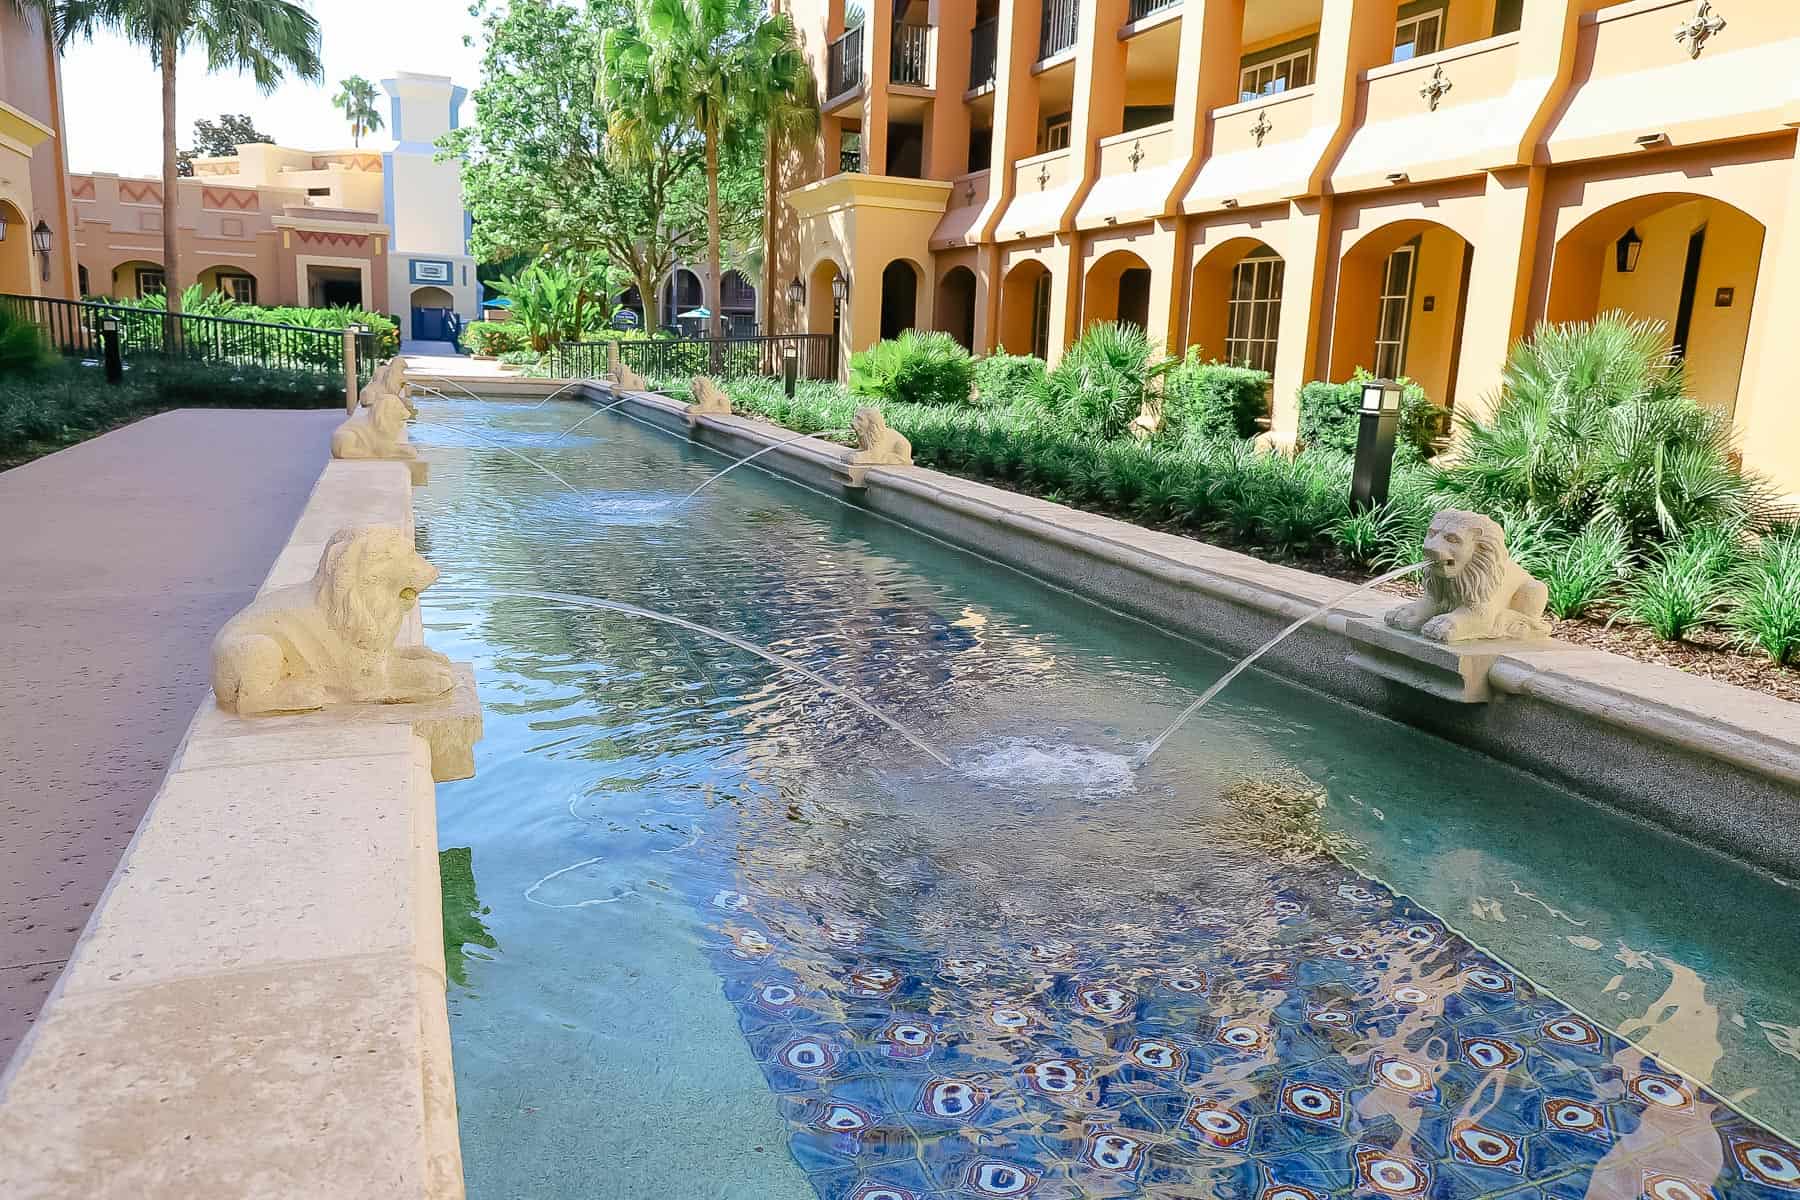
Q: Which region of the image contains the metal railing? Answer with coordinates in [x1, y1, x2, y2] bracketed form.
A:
[892, 23, 932, 86]
[840, 145, 863, 173]
[1040, 0, 1078, 58]
[970, 18, 998, 88]
[551, 333, 839, 386]
[828, 25, 865, 98]
[1127, 0, 1177, 19]
[0, 292, 370, 378]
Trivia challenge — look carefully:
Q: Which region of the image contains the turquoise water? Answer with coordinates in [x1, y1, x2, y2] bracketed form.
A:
[413, 398, 1800, 1200]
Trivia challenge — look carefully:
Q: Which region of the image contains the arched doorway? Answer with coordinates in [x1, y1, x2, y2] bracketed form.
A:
[719, 269, 757, 334]
[807, 257, 848, 377]
[110, 258, 165, 299]
[879, 259, 921, 341]
[197, 264, 257, 304]
[999, 260, 1052, 359]
[1082, 249, 1153, 333]
[0, 203, 34, 294]
[1546, 194, 1764, 420]
[1188, 239, 1283, 372]
[1329, 220, 1474, 411]
[934, 266, 977, 351]
[410, 285, 456, 342]
[662, 268, 703, 330]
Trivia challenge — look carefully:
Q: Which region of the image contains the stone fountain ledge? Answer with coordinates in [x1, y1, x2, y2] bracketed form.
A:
[447, 375, 1798, 879]
[0, 459, 474, 1199]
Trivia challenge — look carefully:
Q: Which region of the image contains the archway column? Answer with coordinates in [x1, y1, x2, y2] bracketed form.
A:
[1046, 233, 1081, 365]
[1452, 167, 1543, 422]
[1736, 146, 1800, 497]
[1267, 199, 1332, 449]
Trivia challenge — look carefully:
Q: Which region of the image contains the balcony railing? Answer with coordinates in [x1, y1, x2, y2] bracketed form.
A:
[840, 145, 863, 174]
[827, 24, 864, 98]
[970, 18, 998, 88]
[1126, 0, 1177, 21]
[1040, 0, 1078, 59]
[892, 23, 932, 86]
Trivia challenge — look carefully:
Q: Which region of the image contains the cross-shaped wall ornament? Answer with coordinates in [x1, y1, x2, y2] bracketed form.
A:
[1250, 110, 1272, 147]
[1674, 1, 1726, 58]
[1128, 140, 1145, 171]
[1419, 64, 1453, 111]
[1037, 162, 1051, 190]
[963, 181, 977, 205]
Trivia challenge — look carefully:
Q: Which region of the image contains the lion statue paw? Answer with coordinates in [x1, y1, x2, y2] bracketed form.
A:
[211, 525, 457, 715]
[1384, 509, 1551, 643]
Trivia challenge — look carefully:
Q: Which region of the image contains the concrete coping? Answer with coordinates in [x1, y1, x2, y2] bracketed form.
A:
[0, 459, 475, 1198]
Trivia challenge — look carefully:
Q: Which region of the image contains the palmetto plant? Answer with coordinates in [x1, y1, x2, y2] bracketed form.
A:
[600, 0, 812, 340]
[1724, 528, 1800, 664]
[49, 0, 322, 316]
[332, 74, 384, 147]
[1045, 321, 1164, 439]
[488, 264, 580, 352]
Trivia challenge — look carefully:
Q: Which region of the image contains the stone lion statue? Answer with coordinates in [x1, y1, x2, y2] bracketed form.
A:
[212, 525, 456, 715]
[687, 375, 731, 418]
[850, 406, 912, 466]
[332, 386, 416, 462]
[1385, 509, 1551, 642]
[364, 358, 417, 418]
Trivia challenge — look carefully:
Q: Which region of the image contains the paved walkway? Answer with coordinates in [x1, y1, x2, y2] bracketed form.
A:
[0, 408, 340, 1066]
[400, 338, 461, 357]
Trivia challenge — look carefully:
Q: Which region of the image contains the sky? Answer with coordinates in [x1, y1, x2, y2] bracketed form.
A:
[58, 0, 488, 177]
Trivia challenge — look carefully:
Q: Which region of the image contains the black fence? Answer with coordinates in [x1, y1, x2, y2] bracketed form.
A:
[550, 334, 839, 386]
[828, 24, 864, 98]
[1040, 0, 1078, 58]
[0, 293, 373, 380]
[1127, 0, 1177, 20]
[892, 23, 931, 86]
[970, 18, 998, 88]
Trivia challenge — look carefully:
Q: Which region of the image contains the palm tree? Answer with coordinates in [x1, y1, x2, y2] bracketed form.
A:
[333, 73, 384, 147]
[53, 0, 322, 316]
[601, 0, 811, 340]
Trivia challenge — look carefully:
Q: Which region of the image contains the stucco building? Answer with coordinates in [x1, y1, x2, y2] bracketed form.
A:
[71, 71, 476, 342]
[762, 0, 1800, 492]
[0, 4, 79, 301]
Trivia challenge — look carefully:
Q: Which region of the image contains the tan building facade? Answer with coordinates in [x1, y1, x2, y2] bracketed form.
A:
[0, 4, 80, 301]
[763, 0, 1800, 492]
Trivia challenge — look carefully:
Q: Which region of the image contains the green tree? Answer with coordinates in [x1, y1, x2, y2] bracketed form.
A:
[444, 0, 709, 329]
[176, 111, 272, 176]
[332, 73, 384, 147]
[51, 0, 322, 316]
[600, 0, 811, 339]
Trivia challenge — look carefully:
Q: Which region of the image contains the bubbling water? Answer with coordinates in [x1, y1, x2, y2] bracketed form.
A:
[959, 738, 1138, 795]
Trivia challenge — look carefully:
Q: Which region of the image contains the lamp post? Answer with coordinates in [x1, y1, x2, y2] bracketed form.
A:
[30, 220, 50, 282]
[829, 273, 848, 380]
[99, 315, 122, 385]
[1351, 378, 1404, 511]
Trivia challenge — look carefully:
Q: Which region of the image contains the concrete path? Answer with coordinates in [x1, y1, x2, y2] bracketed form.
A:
[0, 408, 340, 1066]
[400, 338, 460, 356]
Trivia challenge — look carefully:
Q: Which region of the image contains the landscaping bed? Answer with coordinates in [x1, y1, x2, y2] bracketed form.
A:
[645, 318, 1799, 702]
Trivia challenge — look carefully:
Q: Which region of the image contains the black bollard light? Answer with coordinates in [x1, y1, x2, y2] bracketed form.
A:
[100, 316, 122, 385]
[782, 344, 799, 398]
[1350, 378, 1403, 511]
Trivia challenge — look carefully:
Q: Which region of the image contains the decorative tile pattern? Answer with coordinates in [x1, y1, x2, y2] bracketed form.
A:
[700, 864, 1800, 1199]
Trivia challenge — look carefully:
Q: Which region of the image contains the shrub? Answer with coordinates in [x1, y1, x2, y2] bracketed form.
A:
[973, 350, 1047, 407]
[1724, 529, 1800, 664]
[463, 319, 528, 357]
[1162, 351, 1269, 441]
[850, 329, 975, 407]
[0, 306, 50, 376]
[1296, 369, 1442, 460]
[1045, 321, 1161, 439]
[1435, 314, 1779, 545]
[1620, 525, 1741, 641]
[1538, 522, 1630, 619]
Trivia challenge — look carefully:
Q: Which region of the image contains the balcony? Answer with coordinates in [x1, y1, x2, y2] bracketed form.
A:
[1040, 0, 1078, 60]
[1183, 86, 1324, 213]
[969, 18, 998, 90]
[931, 169, 991, 248]
[827, 25, 864, 100]
[998, 147, 1074, 240]
[840, 145, 863, 174]
[1076, 122, 1180, 229]
[892, 23, 932, 87]
[1126, 0, 1178, 22]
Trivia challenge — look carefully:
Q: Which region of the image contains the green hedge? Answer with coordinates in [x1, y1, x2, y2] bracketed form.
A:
[463, 320, 529, 357]
[1162, 353, 1270, 441]
[973, 351, 1048, 407]
[1296, 370, 1443, 460]
[850, 330, 974, 407]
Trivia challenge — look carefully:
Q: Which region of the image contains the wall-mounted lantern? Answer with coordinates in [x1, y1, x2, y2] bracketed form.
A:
[31, 220, 51, 281]
[830, 273, 848, 305]
[1615, 226, 1643, 273]
[785, 277, 804, 310]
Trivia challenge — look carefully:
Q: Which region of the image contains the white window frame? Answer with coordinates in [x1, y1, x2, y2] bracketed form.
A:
[1224, 252, 1284, 374]
[1044, 115, 1071, 152]
[1392, 9, 1443, 62]
[135, 268, 166, 298]
[1238, 48, 1313, 103]
[219, 273, 256, 304]
[1373, 241, 1418, 380]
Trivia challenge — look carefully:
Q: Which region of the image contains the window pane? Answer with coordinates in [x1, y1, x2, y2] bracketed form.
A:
[1233, 264, 1253, 301]
[1270, 260, 1286, 294]
[1293, 52, 1312, 88]
[1418, 15, 1440, 54]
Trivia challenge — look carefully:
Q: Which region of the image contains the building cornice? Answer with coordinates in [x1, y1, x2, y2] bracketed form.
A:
[784, 173, 954, 219]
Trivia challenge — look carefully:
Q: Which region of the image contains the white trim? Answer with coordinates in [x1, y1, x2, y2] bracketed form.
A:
[1239, 48, 1314, 103]
[296, 253, 374, 308]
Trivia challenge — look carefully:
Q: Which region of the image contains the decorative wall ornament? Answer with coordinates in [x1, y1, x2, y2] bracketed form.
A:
[1251, 110, 1273, 147]
[1128, 140, 1145, 171]
[1674, 1, 1726, 58]
[1384, 510, 1551, 642]
[211, 525, 456, 714]
[964, 181, 977, 205]
[1037, 162, 1051, 190]
[1419, 65, 1453, 111]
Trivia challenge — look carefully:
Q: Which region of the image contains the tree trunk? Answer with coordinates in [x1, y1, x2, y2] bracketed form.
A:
[160, 35, 181, 353]
[705, 117, 722, 358]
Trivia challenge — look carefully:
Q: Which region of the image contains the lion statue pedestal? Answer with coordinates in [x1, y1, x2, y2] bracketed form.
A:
[212, 525, 458, 716]
[1385, 509, 1550, 643]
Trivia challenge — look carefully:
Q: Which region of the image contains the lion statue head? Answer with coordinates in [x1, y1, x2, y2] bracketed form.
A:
[1420, 508, 1507, 608]
[318, 525, 439, 651]
[852, 405, 886, 445]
